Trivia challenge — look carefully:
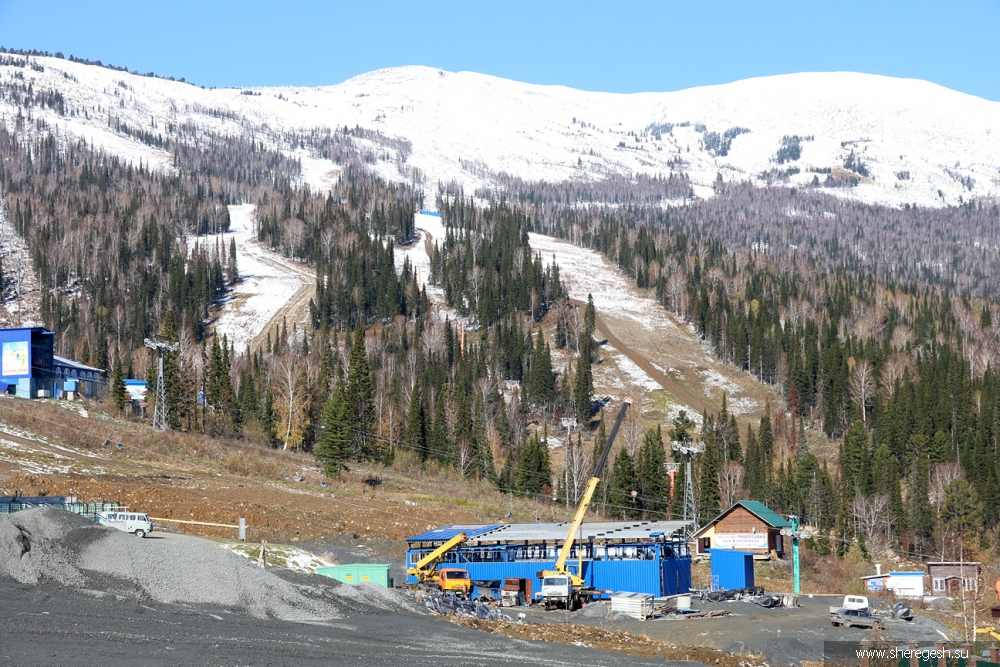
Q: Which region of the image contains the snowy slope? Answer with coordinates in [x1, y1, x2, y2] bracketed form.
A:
[2, 57, 998, 208]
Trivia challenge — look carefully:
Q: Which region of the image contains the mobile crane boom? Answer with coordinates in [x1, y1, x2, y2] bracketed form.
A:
[545, 397, 632, 585]
[407, 532, 467, 581]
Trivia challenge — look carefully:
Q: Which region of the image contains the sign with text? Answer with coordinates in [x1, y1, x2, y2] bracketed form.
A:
[1, 340, 29, 377]
[714, 532, 767, 550]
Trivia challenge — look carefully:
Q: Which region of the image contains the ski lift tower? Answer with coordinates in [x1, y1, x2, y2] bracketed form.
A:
[144, 337, 179, 431]
[671, 439, 705, 536]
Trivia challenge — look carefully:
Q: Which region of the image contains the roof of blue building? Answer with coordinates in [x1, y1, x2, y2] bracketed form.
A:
[406, 524, 505, 543]
[407, 520, 690, 544]
[53, 355, 104, 374]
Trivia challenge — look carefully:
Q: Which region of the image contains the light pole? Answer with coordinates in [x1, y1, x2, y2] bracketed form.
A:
[780, 515, 811, 594]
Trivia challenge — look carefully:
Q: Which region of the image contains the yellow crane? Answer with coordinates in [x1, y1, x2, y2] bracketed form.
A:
[539, 397, 632, 609]
[406, 532, 471, 595]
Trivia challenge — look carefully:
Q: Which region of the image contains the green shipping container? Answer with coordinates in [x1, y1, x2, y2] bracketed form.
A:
[315, 564, 391, 588]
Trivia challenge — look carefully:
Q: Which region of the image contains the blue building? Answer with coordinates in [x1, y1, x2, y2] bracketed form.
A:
[53, 355, 106, 398]
[0, 327, 55, 398]
[406, 520, 691, 599]
[0, 327, 106, 399]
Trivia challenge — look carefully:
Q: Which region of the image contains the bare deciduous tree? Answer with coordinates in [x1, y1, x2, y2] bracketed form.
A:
[849, 358, 875, 424]
[718, 460, 746, 508]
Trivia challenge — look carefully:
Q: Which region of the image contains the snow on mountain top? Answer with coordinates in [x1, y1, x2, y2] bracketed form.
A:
[4, 57, 999, 208]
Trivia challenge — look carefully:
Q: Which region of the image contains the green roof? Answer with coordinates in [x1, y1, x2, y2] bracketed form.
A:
[698, 500, 792, 534]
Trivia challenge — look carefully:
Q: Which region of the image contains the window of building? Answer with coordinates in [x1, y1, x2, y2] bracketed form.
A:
[965, 577, 977, 591]
[933, 577, 946, 592]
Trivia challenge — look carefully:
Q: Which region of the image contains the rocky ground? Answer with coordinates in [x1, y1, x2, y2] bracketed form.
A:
[0, 508, 699, 667]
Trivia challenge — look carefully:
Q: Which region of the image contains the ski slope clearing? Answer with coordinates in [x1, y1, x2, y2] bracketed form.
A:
[3, 56, 999, 208]
[213, 204, 314, 352]
[530, 232, 768, 421]
[394, 211, 463, 324]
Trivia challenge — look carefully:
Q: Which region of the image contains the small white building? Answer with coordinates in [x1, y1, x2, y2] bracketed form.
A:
[861, 565, 925, 598]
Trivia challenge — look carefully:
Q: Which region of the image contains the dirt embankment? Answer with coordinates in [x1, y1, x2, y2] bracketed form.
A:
[453, 618, 764, 666]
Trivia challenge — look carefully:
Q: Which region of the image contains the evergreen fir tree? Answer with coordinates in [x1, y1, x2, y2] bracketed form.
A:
[344, 326, 376, 458]
[110, 353, 127, 413]
[430, 389, 451, 465]
[908, 452, 934, 553]
[517, 431, 551, 495]
[698, 422, 722, 523]
[636, 426, 669, 518]
[609, 448, 639, 519]
[472, 395, 494, 481]
[316, 384, 350, 475]
[404, 383, 427, 460]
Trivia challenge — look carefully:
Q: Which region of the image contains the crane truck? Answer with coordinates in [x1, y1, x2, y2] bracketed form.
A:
[406, 532, 472, 597]
[538, 397, 632, 610]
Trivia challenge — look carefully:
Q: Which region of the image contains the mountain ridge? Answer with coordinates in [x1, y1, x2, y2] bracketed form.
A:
[1, 56, 998, 208]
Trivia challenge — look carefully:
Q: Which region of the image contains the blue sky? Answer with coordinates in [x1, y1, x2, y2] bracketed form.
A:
[1, 0, 998, 100]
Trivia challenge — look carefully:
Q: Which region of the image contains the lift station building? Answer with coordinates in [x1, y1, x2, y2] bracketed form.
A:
[406, 520, 692, 599]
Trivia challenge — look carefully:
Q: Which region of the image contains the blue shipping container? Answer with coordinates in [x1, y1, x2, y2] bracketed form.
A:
[708, 549, 755, 590]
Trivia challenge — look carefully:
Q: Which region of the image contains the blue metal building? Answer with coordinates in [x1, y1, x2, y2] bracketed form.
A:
[53, 355, 106, 398]
[0, 327, 106, 399]
[708, 549, 756, 590]
[0, 327, 54, 398]
[406, 520, 692, 599]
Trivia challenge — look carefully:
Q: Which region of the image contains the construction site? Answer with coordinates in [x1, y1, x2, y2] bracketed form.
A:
[0, 392, 981, 667]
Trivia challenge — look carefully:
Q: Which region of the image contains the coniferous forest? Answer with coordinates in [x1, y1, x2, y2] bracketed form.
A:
[2, 53, 999, 566]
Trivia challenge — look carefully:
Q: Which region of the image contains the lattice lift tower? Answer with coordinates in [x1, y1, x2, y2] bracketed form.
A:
[671, 438, 705, 537]
[144, 337, 179, 431]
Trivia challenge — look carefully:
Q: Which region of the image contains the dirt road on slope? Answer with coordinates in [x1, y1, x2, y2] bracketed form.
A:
[248, 254, 316, 353]
[570, 299, 710, 416]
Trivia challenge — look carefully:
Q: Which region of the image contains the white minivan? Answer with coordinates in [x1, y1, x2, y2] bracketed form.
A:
[99, 510, 153, 538]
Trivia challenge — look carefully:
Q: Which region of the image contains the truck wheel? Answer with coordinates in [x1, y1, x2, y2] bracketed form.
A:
[134, 529, 146, 538]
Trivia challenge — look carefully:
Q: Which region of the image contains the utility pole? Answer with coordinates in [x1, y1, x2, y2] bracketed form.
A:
[145, 336, 179, 431]
[671, 439, 705, 537]
[781, 515, 811, 594]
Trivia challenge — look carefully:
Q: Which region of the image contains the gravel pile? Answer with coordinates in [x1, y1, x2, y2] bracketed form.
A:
[0, 507, 421, 621]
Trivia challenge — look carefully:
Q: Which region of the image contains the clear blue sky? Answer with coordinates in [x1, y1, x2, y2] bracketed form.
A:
[1, 0, 998, 101]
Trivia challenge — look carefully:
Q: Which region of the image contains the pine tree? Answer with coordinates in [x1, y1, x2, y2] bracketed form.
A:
[584, 293, 596, 337]
[609, 448, 639, 519]
[908, 453, 933, 553]
[528, 331, 555, 406]
[317, 383, 350, 475]
[430, 389, 451, 465]
[841, 420, 870, 496]
[517, 431, 551, 495]
[636, 426, 668, 518]
[697, 422, 722, 523]
[110, 353, 127, 413]
[728, 414, 742, 463]
[404, 383, 427, 460]
[344, 326, 376, 458]
[228, 236, 238, 284]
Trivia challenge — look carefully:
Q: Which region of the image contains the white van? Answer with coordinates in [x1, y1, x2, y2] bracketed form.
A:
[99, 510, 153, 538]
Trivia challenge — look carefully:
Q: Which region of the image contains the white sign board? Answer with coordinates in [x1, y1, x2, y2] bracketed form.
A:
[714, 533, 768, 550]
[2, 341, 29, 377]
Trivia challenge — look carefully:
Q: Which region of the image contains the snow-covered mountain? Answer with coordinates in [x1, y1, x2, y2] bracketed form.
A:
[3, 56, 999, 208]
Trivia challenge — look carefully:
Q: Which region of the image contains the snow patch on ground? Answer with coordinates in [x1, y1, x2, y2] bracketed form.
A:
[394, 211, 463, 324]
[529, 233, 692, 337]
[603, 345, 662, 392]
[700, 369, 742, 397]
[213, 204, 310, 352]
